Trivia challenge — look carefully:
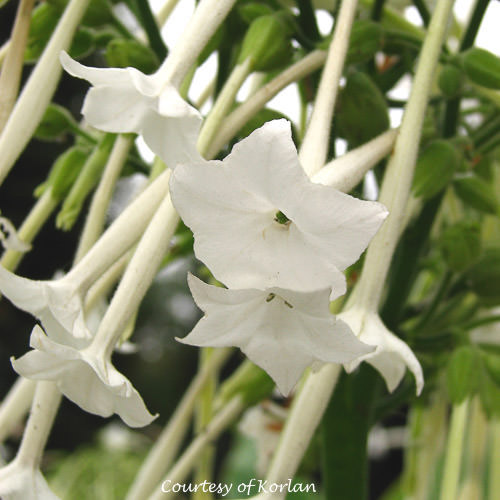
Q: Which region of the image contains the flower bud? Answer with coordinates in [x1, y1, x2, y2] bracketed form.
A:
[238, 2, 274, 24]
[446, 346, 480, 404]
[34, 103, 79, 141]
[238, 13, 293, 72]
[438, 63, 463, 98]
[106, 39, 159, 74]
[346, 20, 383, 64]
[453, 174, 499, 215]
[461, 47, 500, 90]
[413, 140, 459, 199]
[439, 221, 481, 272]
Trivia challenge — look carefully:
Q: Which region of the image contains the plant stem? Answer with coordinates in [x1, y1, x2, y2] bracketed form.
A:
[489, 418, 500, 500]
[127, 348, 232, 500]
[439, 399, 469, 500]
[207, 50, 326, 159]
[0, 0, 37, 133]
[299, 0, 358, 177]
[156, 0, 181, 27]
[0, 0, 91, 187]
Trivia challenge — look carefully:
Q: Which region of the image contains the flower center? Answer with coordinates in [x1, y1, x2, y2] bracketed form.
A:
[266, 292, 294, 309]
[274, 210, 291, 226]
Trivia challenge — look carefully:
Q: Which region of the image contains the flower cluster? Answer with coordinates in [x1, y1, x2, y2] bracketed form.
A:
[170, 119, 389, 394]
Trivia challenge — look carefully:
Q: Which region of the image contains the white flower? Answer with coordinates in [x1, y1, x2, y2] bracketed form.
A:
[12, 325, 156, 428]
[0, 216, 30, 252]
[0, 265, 89, 340]
[0, 459, 59, 500]
[170, 120, 388, 298]
[338, 308, 424, 394]
[60, 52, 203, 169]
[178, 274, 374, 396]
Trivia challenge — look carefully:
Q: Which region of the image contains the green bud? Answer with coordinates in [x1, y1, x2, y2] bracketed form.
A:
[466, 248, 500, 304]
[453, 174, 499, 215]
[238, 107, 292, 140]
[34, 147, 88, 201]
[238, 3, 274, 24]
[413, 140, 459, 199]
[105, 39, 159, 74]
[25, 3, 59, 63]
[34, 103, 78, 141]
[346, 20, 383, 65]
[47, 0, 115, 27]
[438, 64, 463, 98]
[69, 27, 95, 60]
[439, 221, 481, 272]
[461, 47, 500, 90]
[217, 360, 275, 408]
[446, 346, 480, 404]
[238, 14, 293, 72]
[336, 72, 389, 148]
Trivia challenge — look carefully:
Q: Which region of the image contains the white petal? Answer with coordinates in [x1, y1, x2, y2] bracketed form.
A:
[0, 460, 59, 500]
[179, 276, 373, 395]
[0, 216, 30, 252]
[12, 326, 157, 428]
[340, 309, 424, 395]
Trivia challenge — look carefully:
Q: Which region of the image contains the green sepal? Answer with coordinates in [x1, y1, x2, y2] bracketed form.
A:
[217, 360, 275, 408]
[412, 140, 459, 200]
[453, 174, 499, 215]
[105, 39, 159, 74]
[461, 47, 500, 90]
[34, 146, 89, 202]
[237, 13, 293, 72]
[336, 71, 389, 148]
[438, 64, 463, 98]
[446, 346, 481, 404]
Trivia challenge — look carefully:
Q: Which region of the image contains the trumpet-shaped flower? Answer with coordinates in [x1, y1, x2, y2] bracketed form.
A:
[178, 275, 374, 396]
[338, 308, 424, 394]
[170, 120, 388, 297]
[60, 52, 203, 169]
[0, 459, 59, 500]
[12, 325, 156, 428]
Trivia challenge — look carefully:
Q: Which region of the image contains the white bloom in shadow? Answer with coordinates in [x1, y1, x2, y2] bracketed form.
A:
[0, 265, 89, 340]
[338, 308, 424, 394]
[178, 275, 374, 396]
[0, 459, 59, 500]
[11, 325, 156, 428]
[60, 52, 202, 169]
[170, 120, 388, 298]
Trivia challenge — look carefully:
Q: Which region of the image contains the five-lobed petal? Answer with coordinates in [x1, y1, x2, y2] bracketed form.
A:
[12, 326, 157, 428]
[170, 120, 388, 298]
[338, 308, 424, 394]
[178, 274, 374, 396]
[60, 52, 203, 169]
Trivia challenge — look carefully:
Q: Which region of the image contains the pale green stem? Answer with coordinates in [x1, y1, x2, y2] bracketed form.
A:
[0, 41, 9, 67]
[207, 50, 326, 159]
[1, 189, 58, 271]
[87, 191, 179, 358]
[157, 0, 237, 88]
[156, 0, 182, 27]
[197, 58, 253, 157]
[0, 0, 37, 133]
[440, 399, 469, 500]
[126, 348, 232, 500]
[15, 382, 61, 468]
[353, 0, 456, 313]
[489, 419, 500, 500]
[311, 129, 398, 192]
[0, 377, 36, 444]
[299, 0, 359, 177]
[194, 78, 216, 109]
[149, 396, 245, 500]
[0, 0, 91, 187]
[74, 134, 133, 264]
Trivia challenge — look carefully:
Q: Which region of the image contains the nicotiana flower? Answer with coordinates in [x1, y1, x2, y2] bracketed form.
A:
[0, 215, 30, 252]
[338, 308, 424, 394]
[60, 52, 203, 169]
[170, 120, 388, 298]
[0, 458, 59, 500]
[11, 325, 156, 428]
[178, 274, 374, 396]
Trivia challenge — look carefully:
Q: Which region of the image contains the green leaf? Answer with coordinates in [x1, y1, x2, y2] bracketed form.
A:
[453, 174, 499, 215]
[466, 248, 500, 304]
[439, 221, 481, 272]
[413, 140, 459, 200]
[461, 47, 500, 90]
[446, 346, 480, 404]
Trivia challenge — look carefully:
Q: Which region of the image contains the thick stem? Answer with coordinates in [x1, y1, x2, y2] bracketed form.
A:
[149, 397, 244, 500]
[197, 59, 252, 158]
[299, 0, 359, 177]
[74, 134, 133, 264]
[0, 0, 37, 132]
[353, 0, 455, 313]
[126, 348, 232, 500]
[156, 0, 181, 27]
[15, 382, 61, 468]
[0, 0, 91, 187]
[207, 50, 326, 159]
